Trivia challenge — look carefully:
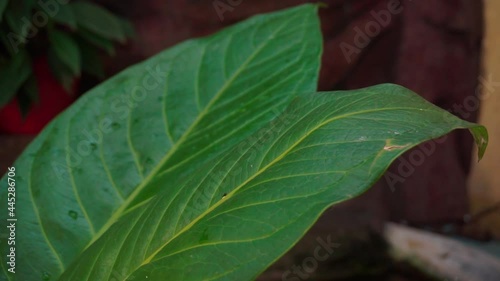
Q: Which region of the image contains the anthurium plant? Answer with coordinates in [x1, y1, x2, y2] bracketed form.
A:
[0, 0, 133, 114]
[0, 4, 487, 281]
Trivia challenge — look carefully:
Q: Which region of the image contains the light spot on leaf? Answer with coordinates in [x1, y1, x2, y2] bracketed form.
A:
[42, 271, 51, 281]
[383, 140, 410, 151]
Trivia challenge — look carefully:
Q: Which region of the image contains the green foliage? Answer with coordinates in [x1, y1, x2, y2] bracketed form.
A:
[0, 0, 8, 22]
[0, 4, 487, 281]
[0, 49, 31, 106]
[49, 29, 81, 76]
[0, 0, 134, 111]
[71, 1, 126, 43]
[51, 5, 76, 29]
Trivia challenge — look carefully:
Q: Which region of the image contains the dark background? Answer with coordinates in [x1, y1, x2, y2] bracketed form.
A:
[86, 0, 485, 226]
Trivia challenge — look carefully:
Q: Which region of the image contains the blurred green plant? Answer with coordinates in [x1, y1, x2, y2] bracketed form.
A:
[0, 0, 134, 114]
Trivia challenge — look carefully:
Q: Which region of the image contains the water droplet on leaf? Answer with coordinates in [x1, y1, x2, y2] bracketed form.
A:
[68, 210, 78, 220]
[42, 271, 51, 280]
[111, 122, 121, 130]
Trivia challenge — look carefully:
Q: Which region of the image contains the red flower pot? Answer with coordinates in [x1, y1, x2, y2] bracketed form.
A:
[0, 57, 78, 135]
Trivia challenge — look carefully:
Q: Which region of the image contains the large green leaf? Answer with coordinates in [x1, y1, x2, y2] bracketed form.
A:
[59, 84, 487, 280]
[0, 5, 322, 281]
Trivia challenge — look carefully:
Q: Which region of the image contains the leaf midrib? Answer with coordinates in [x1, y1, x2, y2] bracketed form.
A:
[132, 106, 435, 275]
[85, 17, 295, 250]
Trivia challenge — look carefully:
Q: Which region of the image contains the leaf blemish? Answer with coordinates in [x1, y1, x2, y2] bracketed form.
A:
[383, 140, 410, 151]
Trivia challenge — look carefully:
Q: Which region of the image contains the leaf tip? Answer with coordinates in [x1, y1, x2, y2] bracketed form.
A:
[469, 125, 488, 161]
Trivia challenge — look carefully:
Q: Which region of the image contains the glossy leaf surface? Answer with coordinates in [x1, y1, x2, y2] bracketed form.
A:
[61, 84, 487, 281]
[0, 5, 322, 281]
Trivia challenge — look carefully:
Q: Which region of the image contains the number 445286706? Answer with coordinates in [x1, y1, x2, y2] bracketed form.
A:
[7, 167, 15, 218]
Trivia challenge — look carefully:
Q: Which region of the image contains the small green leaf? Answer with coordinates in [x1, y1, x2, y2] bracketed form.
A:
[48, 48, 76, 93]
[49, 29, 81, 76]
[52, 4, 77, 29]
[22, 74, 39, 104]
[78, 27, 115, 55]
[17, 75, 39, 118]
[0, 26, 23, 54]
[4, 0, 37, 41]
[70, 1, 125, 42]
[0, 50, 32, 106]
[17, 94, 32, 118]
[5, 12, 29, 43]
[118, 17, 135, 39]
[0, 0, 8, 22]
[23, 0, 36, 9]
[80, 43, 105, 79]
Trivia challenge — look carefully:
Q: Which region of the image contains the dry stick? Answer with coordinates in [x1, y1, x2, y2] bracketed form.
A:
[384, 222, 500, 281]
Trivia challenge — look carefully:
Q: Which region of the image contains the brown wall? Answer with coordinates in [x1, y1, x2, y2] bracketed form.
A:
[469, 0, 500, 239]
